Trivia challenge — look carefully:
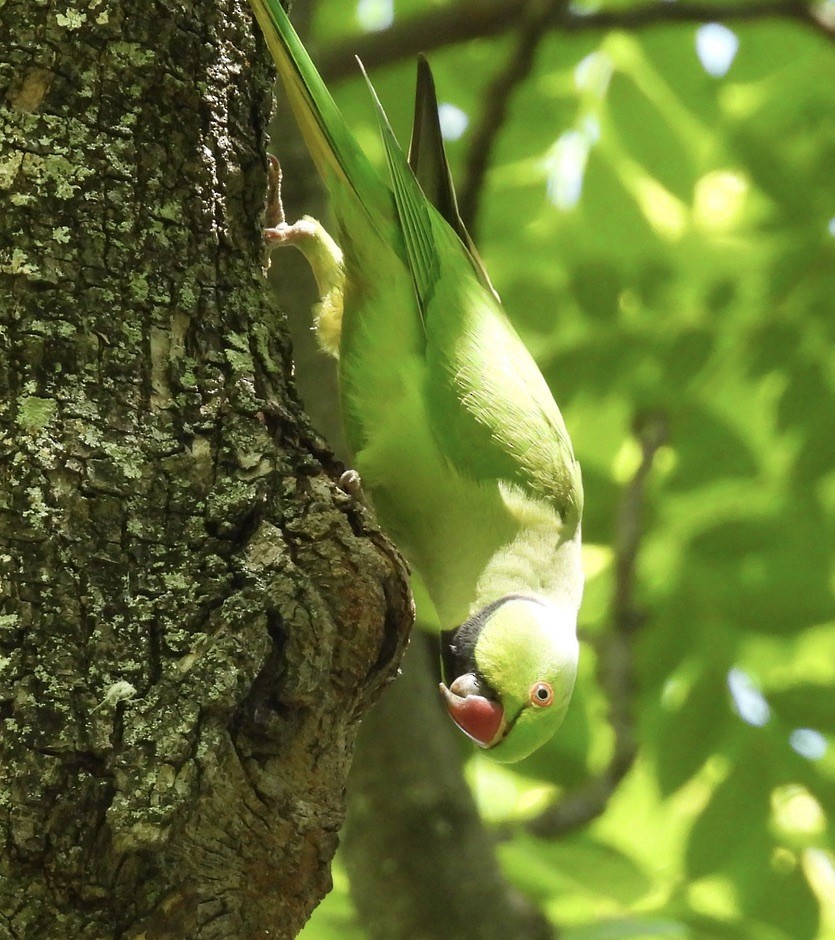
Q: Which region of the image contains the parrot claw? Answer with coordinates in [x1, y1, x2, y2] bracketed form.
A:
[261, 153, 342, 259]
[261, 154, 325, 253]
[265, 153, 285, 228]
[338, 469, 364, 499]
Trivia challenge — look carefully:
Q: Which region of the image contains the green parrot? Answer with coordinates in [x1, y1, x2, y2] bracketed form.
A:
[249, 0, 584, 762]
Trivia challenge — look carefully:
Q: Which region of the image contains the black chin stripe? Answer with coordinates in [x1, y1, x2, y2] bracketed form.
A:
[440, 593, 547, 685]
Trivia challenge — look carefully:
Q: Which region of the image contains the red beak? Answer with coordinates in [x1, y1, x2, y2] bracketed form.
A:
[439, 677, 505, 748]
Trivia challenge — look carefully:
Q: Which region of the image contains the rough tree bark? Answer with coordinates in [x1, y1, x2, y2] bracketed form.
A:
[0, 1, 411, 937]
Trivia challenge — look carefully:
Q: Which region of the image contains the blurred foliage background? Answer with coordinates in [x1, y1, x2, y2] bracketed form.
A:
[271, 0, 835, 936]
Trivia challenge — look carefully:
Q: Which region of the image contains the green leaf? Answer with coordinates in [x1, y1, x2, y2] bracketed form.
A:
[500, 834, 652, 906]
[685, 751, 773, 880]
[562, 916, 689, 939]
[608, 72, 695, 200]
[688, 517, 834, 635]
[667, 407, 759, 490]
[681, 913, 767, 940]
[768, 685, 835, 735]
[655, 666, 732, 796]
[738, 854, 821, 940]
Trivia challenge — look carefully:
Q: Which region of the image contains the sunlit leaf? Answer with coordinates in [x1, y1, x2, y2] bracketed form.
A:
[685, 751, 773, 879]
[562, 916, 689, 938]
[769, 686, 835, 735]
[667, 407, 759, 489]
[738, 853, 821, 939]
[655, 666, 732, 795]
[500, 834, 652, 906]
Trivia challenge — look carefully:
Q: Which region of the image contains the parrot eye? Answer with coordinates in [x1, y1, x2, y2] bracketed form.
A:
[530, 682, 554, 707]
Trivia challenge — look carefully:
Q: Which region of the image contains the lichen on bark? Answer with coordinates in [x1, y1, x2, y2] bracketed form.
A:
[0, 1, 411, 937]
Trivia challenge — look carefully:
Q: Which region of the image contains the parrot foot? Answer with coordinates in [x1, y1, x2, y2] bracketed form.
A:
[264, 217, 323, 250]
[261, 153, 342, 260]
[338, 469, 364, 499]
[261, 154, 345, 357]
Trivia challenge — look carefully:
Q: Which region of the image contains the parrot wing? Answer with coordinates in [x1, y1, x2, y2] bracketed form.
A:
[407, 57, 497, 301]
[249, 0, 582, 526]
[364, 62, 583, 526]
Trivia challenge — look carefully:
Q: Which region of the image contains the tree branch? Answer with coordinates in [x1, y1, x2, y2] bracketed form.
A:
[319, 0, 832, 82]
[527, 412, 667, 839]
[459, 0, 570, 236]
[343, 633, 552, 940]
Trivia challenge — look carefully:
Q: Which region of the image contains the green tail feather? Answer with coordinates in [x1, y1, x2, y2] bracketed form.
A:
[248, 0, 387, 221]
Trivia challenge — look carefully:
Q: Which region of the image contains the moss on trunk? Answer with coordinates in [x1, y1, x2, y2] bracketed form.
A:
[0, 1, 411, 936]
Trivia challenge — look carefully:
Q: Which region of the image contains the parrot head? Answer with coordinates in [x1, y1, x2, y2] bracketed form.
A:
[439, 594, 578, 763]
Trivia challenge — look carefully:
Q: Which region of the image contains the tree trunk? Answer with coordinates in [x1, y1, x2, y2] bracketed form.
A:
[0, 2, 411, 937]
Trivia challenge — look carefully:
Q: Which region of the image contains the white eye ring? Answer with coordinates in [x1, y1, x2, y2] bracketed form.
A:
[530, 682, 554, 707]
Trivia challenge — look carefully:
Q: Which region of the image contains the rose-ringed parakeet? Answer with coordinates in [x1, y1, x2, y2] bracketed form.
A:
[249, 0, 584, 762]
